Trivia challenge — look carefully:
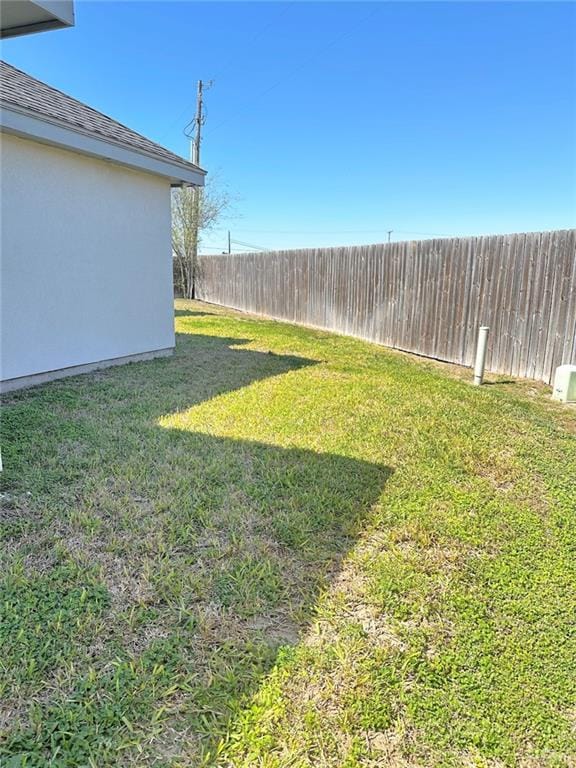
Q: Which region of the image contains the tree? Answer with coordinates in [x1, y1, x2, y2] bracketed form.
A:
[172, 178, 232, 299]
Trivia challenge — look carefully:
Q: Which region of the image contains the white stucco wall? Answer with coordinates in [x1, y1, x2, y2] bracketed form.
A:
[0, 132, 175, 383]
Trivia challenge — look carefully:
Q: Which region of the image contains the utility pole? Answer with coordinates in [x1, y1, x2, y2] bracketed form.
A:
[387, 230, 393, 243]
[188, 79, 212, 299]
[227, 230, 231, 254]
[191, 79, 205, 165]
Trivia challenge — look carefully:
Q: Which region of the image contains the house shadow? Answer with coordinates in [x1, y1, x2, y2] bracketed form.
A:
[1, 329, 391, 763]
[143, 334, 391, 757]
[150, 429, 391, 759]
[61, 332, 318, 424]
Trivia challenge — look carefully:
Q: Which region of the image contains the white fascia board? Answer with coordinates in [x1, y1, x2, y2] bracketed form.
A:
[0, 105, 205, 187]
[0, 0, 75, 38]
[33, 0, 75, 26]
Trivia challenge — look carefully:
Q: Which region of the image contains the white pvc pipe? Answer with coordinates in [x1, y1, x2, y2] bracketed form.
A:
[473, 326, 489, 385]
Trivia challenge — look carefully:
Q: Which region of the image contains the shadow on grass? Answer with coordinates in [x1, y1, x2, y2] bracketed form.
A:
[0, 329, 391, 765]
[482, 379, 517, 386]
[174, 309, 219, 317]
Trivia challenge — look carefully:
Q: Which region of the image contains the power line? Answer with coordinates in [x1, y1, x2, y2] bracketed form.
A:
[209, 2, 296, 84]
[396, 230, 454, 238]
[208, 228, 454, 237]
[231, 238, 269, 251]
[199, 240, 270, 253]
[200, 228, 456, 255]
[155, 3, 296, 145]
[204, 4, 382, 139]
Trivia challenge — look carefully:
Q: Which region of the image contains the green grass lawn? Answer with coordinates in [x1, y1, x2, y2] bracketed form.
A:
[1, 300, 575, 768]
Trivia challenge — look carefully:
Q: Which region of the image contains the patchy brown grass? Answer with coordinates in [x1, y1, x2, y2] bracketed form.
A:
[1, 300, 574, 767]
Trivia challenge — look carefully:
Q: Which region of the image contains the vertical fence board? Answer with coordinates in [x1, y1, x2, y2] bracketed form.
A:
[197, 230, 576, 384]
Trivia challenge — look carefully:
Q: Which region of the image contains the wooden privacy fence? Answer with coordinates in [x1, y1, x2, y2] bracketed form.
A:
[197, 230, 576, 384]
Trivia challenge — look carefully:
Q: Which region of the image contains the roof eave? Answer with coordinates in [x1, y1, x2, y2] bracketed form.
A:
[0, 0, 75, 39]
[0, 104, 205, 186]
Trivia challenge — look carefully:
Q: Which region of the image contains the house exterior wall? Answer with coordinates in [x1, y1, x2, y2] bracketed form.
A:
[1, 132, 175, 386]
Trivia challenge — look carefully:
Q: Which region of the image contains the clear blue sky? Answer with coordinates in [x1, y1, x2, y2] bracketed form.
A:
[3, 1, 575, 253]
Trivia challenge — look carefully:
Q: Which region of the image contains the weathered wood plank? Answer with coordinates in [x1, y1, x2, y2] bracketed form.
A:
[197, 230, 576, 384]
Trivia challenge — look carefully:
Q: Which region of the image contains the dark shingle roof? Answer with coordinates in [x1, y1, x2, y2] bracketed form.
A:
[0, 60, 202, 173]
